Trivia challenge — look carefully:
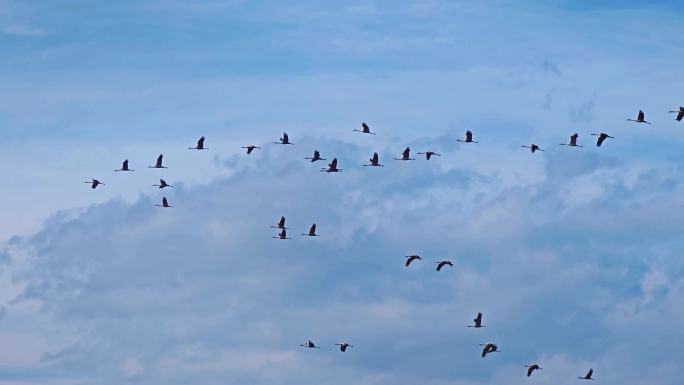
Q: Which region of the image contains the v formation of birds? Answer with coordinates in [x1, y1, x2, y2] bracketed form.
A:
[84, 109, 681, 379]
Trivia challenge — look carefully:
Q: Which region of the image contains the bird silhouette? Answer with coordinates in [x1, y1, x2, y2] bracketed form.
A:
[188, 136, 208, 150]
[153, 179, 172, 188]
[436, 260, 453, 271]
[149, 154, 167, 168]
[560, 133, 582, 147]
[271, 216, 288, 230]
[301, 223, 319, 237]
[525, 364, 542, 377]
[335, 343, 354, 352]
[468, 312, 486, 328]
[590, 132, 614, 147]
[306, 150, 325, 162]
[521, 144, 543, 153]
[354, 122, 376, 135]
[84, 178, 104, 189]
[156, 197, 172, 208]
[365, 152, 383, 167]
[115, 159, 134, 171]
[276, 132, 293, 145]
[273, 228, 291, 240]
[480, 343, 500, 358]
[241, 145, 261, 154]
[394, 147, 415, 161]
[300, 340, 320, 349]
[627, 110, 651, 124]
[417, 151, 441, 160]
[405, 255, 422, 267]
[457, 130, 478, 143]
[578, 368, 594, 380]
[669, 107, 684, 121]
[321, 158, 341, 172]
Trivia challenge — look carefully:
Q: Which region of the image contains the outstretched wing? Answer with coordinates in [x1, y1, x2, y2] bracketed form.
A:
[198, 136, 205, 148]
[156, 154, 163, 167]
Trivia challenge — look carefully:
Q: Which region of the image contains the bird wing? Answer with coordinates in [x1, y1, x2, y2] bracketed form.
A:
[678, 110, 684, 121]
[123, 159, 129, 169]
[638, 110, 645, 121]
[162, 197, 168, 206]
[198, 136, 205, 147]
[597, 135, 606, 146]
[283, 133, 289, 142]
[372, 152, 379, 163]
[587, 369, 593, 378]
[331, 158, 338, 168]
[309, 224, 316, 235]
[278, 216, 285, 227]
[527, 367, 534, 377]
[156, 154, 163, 167]
[466, 130, 473, 141]
[475, 312, 482, 324]
[403, 147, 410, 158]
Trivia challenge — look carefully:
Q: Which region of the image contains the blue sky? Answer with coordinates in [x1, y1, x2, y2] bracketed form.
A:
[1, 1, 684, 384]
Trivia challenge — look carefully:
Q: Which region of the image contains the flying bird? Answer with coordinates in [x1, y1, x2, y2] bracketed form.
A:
[521, 144, 543, 153]
[669, 107, 684, 121]
[273, 228, 291, 240]
[560, 133, 582, 147]
[480, 343, 500, 358]
[525, 364, 542, 377]
[405, 255, 422, 267]
[436, 260, 453, 271]
[468, 312, 486, 328]
[276, 132, 293, 145]
[156, 197, 172, 208]
[578, 369, 594, 380]
[149, 154, 167, 168]
[300, 340, 320, 349]
[241, 145, 261, 154]
[188, 136, 208, 150]
[417, 151, 441, 160]
[301, 223, 319, 237]
[271, 216, 288, 230]
[306, 150, 325, 162]
[153, 179, 172, 188]
[394, 147, 415, 161]
[84, 178, 104, 189]
[457, 130, 478, 143]
[627, 110, 651, 124]
[364, 152, 383, 167]
[321, 158, 341, 173]
[354, 122, 376, 135]
[335, 343, 354, 352]
[115, 159, 134, 171]
[590, 132, 614, 147]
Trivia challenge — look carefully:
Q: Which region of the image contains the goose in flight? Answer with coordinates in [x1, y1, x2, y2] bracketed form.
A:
[84, 178, 105, 189]
[241, 145, 261, 154]
[578, 369, 594, 380]
[480, 343, 501, 358]
[149, 154, 167, 168]
[669, 106, 684, 121]
[188, 136, 208, 150]
[436, 260, 453, 271]
[417, 151, 441, 160]
[306, 150, 325, 162]
[271, 216, 288, 230]
[627, 110, 651, 124]
[457, 130, 478, 143]
[394, 147, 415, 161]
[335, 343, 354, 352]
[273, 228, 291, 240]
[153, 179, 172, 188]
[300, 340, 320, 349]
[364, 152, 383, 167]
[115, 159, 134, 171]
[525, 364, 542, 377]
[354, 122, 376, 135]
[405, 255, 422, 267]
[590, 132, 614, 147]
[321, 158, 341, 173]
[468, 312, 486, 328]
[301, 223, 319, 237]
[560, 133, 582, 147]
[276, 132, 293, 145]
[521, 144, 543, 153]
[156, 197, 172, 208]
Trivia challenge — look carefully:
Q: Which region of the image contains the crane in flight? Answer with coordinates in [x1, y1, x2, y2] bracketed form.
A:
[273, 229, 291, 240]
[84, 178, 105, 189]
[468, 312, 486, 328]
[354, 122, 376, 135]
[188, 136, 208, 150]
[417, 151, 441, 160]
[276, 132, 293, 145]
[301, 224, 319, 237]
[590, 132, 614, 147]
[669, 106, 684, 121]
[321, 158, 341, 172]
[153, 179, 172, 188]
[627, 110, 651, 124]
[578, 369, 594, 380]
[405, 255, 422, 267]
[156, 197, 172, 208]
[365, 152, 383, 167]
[241, 145, 261, 154]
[560, 133, 582, 147]
[436, 260, 453, 271]
[300, 340, 320, 349]
[335, 343, 354, 352]
[394, 147, 415, 161]
[306, 150, 325, 162]
[525, 364, 542, 377]
[521, 144, 543, 153]
[457, 130, 478, 143]
[149, 154, 168, 169]
[115, 159, 134, 171]
[480, 343, 501, 358]
[271, 216, 288, 230]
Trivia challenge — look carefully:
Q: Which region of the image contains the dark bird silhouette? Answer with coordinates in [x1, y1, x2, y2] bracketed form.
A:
[590, 132, 614, 147]
[669, 107, 684, 121]
[188, 136, 208, 150]
[394, 147, 415, 161]
[149, 154, 167, 169]
[578, 369, 594, 380]
[156, 197, 172, 208]
[627, 110, 651, 124]
[335, 343, 354, 352]
[115, 159, 134, 171]
[242, 145, 261, 154]
[276, 132, 293, 145]
[153, 179, 172, 188]
[300, 340, 320, 349]
[480, 343, 500, 358]
[521, 144, 543, 153]
[84, 178, 104, 189]
[417, 151, 441, 160]
[301, 223, 319, 237]
[273, 228, 291, 240]
[365, 152, 383, 167]
[525, 365, 542, 377]
[436, 260, 453, 271]
[321, 158, 341, 173]
[354, 122, 376, 135]
[306, 150, 325, 162]
[405, 255, 422, 267]
[468, 312, 486, 328]
[457, 130, 478, 143]
[560, 133, 582, 147]
[271, 216, 288, 230]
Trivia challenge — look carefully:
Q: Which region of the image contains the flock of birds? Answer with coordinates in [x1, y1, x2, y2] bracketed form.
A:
[81, 106, 684, 380]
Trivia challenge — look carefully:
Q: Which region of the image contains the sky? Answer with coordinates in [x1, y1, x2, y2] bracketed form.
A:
[1, 0, 684, 384]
